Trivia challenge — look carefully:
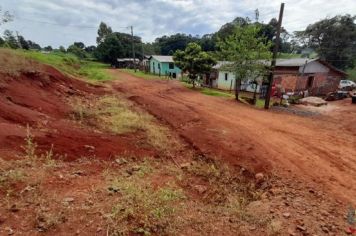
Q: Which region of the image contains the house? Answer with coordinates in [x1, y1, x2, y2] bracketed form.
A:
[272, 58, 347, 96]
[148, 55, 182, 78]
[205, 58, 347, 96]
[115, 58, 140, 68]
[205, 61, 261, 93]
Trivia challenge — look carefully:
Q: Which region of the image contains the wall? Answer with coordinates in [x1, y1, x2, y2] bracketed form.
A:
[217, 71, 235, 90]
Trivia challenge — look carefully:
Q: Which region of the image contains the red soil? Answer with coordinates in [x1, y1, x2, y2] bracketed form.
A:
[110, 70, 356, 205]
[0, 66, 155, 161]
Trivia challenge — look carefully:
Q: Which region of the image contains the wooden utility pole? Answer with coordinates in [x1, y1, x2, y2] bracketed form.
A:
[131, 26, 136, 72]
[264, 3, 285, 109]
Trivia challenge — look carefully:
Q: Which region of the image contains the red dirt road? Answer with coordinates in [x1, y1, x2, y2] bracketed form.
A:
[111, 70, 356, 204]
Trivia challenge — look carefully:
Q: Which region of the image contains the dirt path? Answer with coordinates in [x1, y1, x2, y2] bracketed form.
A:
[110, 70, 356, 204]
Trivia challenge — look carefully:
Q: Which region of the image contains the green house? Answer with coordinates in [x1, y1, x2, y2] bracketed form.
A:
[149, 55, 182, 79]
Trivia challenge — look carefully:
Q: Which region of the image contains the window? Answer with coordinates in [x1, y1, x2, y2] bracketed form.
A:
[224, 73, 228, 81]
[169, 63, 174, 69]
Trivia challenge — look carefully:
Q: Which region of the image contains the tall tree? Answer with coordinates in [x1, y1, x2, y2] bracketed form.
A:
[95, 33, 124, 65]
[173, 42, 216, 88]
[17, 35, 29, 50]
[96, 22, 113, 44]
[155, 33, 199, 55]
[296, 14, 356, 69]
[217, 25, 272, 101]
[3, 30, 18, 49]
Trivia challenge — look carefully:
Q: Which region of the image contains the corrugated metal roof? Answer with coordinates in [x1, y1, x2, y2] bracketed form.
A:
[150, 55, 174, 63]
[213, 58, 318, 69]
[275, 58, 318, 67]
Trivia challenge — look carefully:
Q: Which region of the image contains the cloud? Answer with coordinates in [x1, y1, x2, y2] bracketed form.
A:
[1, 0, 355, 48]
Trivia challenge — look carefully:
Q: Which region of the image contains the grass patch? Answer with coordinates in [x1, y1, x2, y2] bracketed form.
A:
[71, 95, 174, 152]
[183, 83, 234, 98]
[121, 69, 168, 80]
[106, 159, 186, 235]
[0, 49, 113, 82]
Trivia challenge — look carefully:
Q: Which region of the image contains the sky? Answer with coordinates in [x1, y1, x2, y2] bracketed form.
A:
[1, 0, 355, 48]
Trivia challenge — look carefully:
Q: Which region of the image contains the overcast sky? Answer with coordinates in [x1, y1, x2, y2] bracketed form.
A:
[1, 0, 355, 48]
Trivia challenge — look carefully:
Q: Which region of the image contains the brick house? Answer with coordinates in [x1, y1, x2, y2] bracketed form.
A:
[273, 58, 347, 96]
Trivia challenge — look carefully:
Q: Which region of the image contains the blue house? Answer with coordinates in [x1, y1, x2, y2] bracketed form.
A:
[149, 55, 182, 79]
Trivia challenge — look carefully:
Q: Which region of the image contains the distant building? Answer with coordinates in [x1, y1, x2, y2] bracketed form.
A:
[116, 58, 140, 68]
[148, 55, 182, 79]
[205, 58, 347, 96]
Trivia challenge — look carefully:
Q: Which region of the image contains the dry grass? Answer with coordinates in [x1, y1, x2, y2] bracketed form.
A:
[71, 95, 176, 152]
[0, 48, 43, 76]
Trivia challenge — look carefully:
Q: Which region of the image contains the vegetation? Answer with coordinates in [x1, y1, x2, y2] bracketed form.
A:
[71, 95, 174, 151]
[173, 42, 216, 88]
[121, 69, 166, 80]
[217, 25, 272, 100]
[18, 50, 113, 81]
[295, 14, 356, 70]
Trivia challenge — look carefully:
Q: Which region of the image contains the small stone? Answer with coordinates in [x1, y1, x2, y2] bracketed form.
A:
[255, 173, 264, 182]
[97, 227, 102, 232]
[76, 230, 80, 235]
[288, 228, 296, 236]
[296, 225, 307, 231]
[180, 163, 190, 169]
[5, 227, 14, 235]
[115, 158, 128, 165]
[321, 226, 329, 233]
[194, 185, 208, 194]
[63, 197, 75, 203]
[283, 212, 291, 218]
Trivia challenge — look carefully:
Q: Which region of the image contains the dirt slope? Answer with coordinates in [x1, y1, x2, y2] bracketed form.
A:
[110, 70, 356, 204]
[0, 65, 154, 160]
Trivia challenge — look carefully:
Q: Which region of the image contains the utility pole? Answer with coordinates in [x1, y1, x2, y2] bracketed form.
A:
[16, 31, 23, 49]
[131, 26, 136, 72]
[264, 3, 284, 109]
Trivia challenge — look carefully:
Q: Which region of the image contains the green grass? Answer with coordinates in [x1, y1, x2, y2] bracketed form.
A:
[16, 50, 113, 82]
[182, 82, 234, 98]
[121, 69, 167, 80]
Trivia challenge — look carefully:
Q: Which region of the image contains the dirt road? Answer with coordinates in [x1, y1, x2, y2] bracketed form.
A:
[110, 70, 356, 204]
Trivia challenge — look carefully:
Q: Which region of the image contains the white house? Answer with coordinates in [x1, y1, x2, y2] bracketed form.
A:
[211, 61, 261, 93]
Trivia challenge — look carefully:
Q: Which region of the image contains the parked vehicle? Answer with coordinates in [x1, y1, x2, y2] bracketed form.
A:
[339, 80, 356, 90]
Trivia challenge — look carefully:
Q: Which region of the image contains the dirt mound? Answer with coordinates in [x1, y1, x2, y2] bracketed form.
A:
[0, 64, 154, 160]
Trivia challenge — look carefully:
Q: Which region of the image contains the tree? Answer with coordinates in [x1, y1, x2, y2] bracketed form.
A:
[0, 7, 13, 25]
[95, 32, 141, 64]
[67, 44, 87, 59]
[43, 45, 53, 51]
[59, 46, 66, 53]
[96, 22, 112, 44]
[296, 14, 356, 69]
[3, 30, 18, 49]
[0, 36, 4, 46]
[95, 33, 123, 65]
[17, 35, 29, 50]
[173, 42, 216, 88]
[155, 33, 200, 55]
[73, 42, 85, 49]
[27, 40, 41, 50]
[217, 25, 272, 101]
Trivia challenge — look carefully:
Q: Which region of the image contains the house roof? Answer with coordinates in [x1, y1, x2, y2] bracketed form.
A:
[149, 55, 174, 63]
[274, 58, 318, 67]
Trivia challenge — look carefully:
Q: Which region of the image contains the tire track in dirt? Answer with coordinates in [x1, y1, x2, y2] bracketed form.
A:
[110, 70, 356, 204]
